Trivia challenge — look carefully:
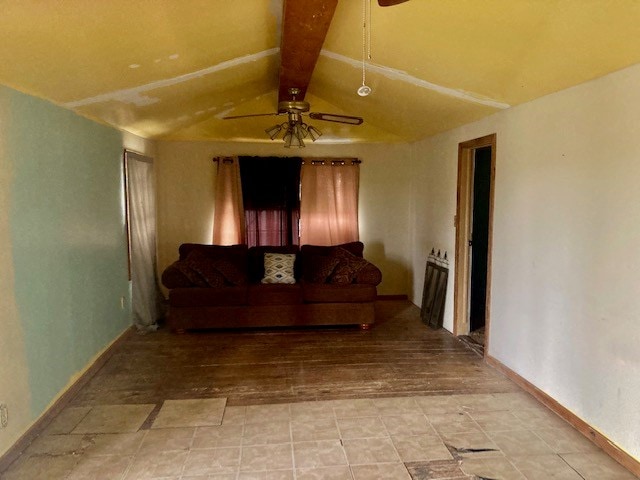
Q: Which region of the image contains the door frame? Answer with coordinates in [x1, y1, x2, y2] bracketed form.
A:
[453, 134, 496, 355]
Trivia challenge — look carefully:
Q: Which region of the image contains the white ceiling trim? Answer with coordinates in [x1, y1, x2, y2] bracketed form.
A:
[63, 48, 280, 108]
[320, 50, 511, 110]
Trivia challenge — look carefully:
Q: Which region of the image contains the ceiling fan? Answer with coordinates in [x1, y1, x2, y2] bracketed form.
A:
[221, 0, 407, 147]
[223, 87, 363, 148]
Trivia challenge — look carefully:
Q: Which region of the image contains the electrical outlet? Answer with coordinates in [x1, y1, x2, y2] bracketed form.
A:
[0, 404, 8, 428]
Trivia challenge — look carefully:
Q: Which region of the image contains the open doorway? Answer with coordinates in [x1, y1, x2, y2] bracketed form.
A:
[453, 134, 496, 356]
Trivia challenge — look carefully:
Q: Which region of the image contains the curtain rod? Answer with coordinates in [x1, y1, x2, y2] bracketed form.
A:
[212, 156, 235, 164]
[302, 158, 362, 166]
[213, 156, 362, 166]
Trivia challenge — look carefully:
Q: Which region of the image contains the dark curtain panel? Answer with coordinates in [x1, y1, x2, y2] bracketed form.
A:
[239, 157, 302, 247]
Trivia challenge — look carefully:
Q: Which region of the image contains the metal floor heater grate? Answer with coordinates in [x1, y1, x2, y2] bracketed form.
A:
[420, 249, 449, 329]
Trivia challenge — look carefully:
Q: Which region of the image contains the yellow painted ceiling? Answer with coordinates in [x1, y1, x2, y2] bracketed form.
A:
[1, 0, 640, 144]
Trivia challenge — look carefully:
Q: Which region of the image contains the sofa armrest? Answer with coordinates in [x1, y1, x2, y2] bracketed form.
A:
[354, 262, 382, 286]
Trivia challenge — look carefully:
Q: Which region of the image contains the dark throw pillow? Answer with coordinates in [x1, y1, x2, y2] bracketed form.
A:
[185, 251, 225, 287]
[328, 247, 370, 285]
[185, 250, 247, 287]
[173, 259, 209, 287]
[304, 255, 341, 284]
[161, 261, 197, 289]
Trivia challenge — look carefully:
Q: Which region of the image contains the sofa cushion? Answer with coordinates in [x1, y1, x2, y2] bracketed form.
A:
[303, 255, 340, 283]
[248, 284, 302, 305]
[261, 253, 296, 284]
[302, 283, 377, 303]
[213, 258, 248, 286]
[169, 286, 248, 307]
[328, 247, 370, 285]
[248, 245, 300, 282]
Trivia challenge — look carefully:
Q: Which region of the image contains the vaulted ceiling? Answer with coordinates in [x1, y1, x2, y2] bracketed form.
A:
[2, 1, 640, 145]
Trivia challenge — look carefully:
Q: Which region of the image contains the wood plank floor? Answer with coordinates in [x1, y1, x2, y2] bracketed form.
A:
[6, 301, 638, 479]
[70, 300, 519, 408]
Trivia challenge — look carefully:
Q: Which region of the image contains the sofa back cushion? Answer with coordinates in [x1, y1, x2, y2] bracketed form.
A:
[179, 243, 248, 261]
[247, 245, 300, 283]
[300, 241, 364, 260]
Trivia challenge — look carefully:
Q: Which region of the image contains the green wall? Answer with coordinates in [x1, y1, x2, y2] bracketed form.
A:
[4, 86, 130, 415]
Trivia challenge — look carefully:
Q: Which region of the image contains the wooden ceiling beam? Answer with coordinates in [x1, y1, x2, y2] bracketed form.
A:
[278, 0, 339, 104]
[378, 0, 410, 6]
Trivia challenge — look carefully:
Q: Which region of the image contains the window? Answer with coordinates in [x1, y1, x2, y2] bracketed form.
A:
[212, 156, 360, 247]
[239, 156, 301, 247]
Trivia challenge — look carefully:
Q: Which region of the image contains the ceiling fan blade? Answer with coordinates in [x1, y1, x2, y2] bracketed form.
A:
[222, 113, 280, 120]
[309, 112, 363, 125]
[378, 0, 409, 5]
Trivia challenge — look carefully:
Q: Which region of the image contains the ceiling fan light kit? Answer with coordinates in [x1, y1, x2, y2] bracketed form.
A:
[283, 127, 303, 148]
[265, 124, 283, 140]
[307, 125, 323, 141]
[268, 119, 322, 149]
[225, 88, 362, 148]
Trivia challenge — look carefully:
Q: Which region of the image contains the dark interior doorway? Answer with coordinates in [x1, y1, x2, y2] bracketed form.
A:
[454, 134, 495, 356]
[468, 146, 492, 334]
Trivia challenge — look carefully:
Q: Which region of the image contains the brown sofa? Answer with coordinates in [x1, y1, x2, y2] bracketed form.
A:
[161, 242, 382, 332]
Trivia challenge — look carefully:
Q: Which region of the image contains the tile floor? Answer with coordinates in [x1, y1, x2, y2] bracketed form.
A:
[3, 392, 637, 479]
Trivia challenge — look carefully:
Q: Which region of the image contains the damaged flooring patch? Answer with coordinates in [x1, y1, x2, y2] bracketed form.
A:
[3, 393, 637, 479]
[151, 398, 226, 429]
[405, 459, 469, 479]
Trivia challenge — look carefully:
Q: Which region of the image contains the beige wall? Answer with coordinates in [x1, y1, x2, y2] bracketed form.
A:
[409, 63, 640, 460]
[155, 141, 412, 295]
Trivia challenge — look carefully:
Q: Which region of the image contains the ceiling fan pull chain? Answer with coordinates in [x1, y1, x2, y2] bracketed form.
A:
[368, 0, 372, 61]
[358, 0, 372, 96]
